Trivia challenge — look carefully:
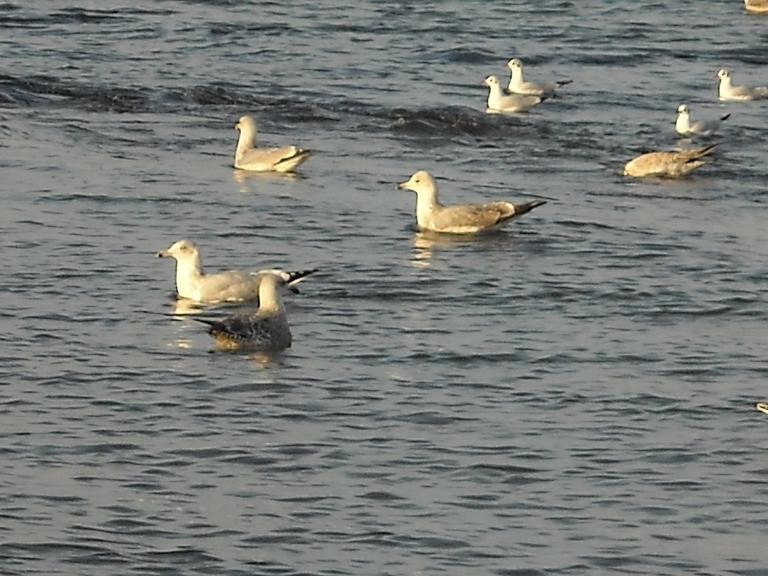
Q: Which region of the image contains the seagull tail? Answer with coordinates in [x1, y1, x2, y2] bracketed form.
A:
[252, 268, 318, 294]
[687, 144, 718, 162]
[284, 268, 319, 293]
[191, 317, 224, 335]
[720, 113, 731, 122]
[556, 79, 573, 87]
[513, 200, 547, 217]
[275, 148, 312, 172]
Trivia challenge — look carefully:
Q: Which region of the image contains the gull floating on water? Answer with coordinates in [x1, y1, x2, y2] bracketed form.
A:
[156, 239, 316, 303]
[623, 145, 717, 178]
[397, 170, 546, 234]
[483, 75, 543, 113]
[675, 104, 730, 137]
[745, 0, 768, 13]
[194, 273, 292, 352]
[234, 114, 311, 172]
[756, 403, 768, 414]
[506, 58, 572, 97]
[717, 69, 768, 101]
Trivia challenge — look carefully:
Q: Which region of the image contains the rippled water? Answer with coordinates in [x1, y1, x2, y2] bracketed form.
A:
[2, 1, 768, 574]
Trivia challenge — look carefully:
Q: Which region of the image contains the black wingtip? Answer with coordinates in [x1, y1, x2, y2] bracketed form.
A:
[287, 268, 319, 283]
[285, 268, 319, 293]
[191, 317, 220, 332]
[720, 113, 731, 122]
[515, 200, 547, 216]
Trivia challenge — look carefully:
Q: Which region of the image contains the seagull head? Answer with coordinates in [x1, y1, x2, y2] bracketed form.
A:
[507, 58, 523, 70]
[156, 239, 200, 262]
[398, 170, 437, 196]
[483, 75, 500, 88]
[677, 104, 688, 114]
[716, 68, 730, 80]
[235, 114, 257, 134]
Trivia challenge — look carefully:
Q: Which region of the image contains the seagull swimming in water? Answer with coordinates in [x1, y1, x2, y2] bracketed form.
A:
[233, 114, 311, 172]
[675, 104, 730, 137]
[156, 239, 316, 303]
[506, 58, 572, 97]
[716, 69, 768, 102]
[397, 170, 546, 234]
[194, 273, 293, 352]
[483, 75, 543, 114]
[623, 145, 717, 178]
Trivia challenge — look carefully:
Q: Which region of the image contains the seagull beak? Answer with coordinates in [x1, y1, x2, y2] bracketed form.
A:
[398, 181, 409, 190]
[156, 250, 170, 258]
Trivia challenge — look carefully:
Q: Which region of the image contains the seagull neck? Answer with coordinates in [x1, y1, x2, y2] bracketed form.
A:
[176, 256, 204, 290]
[415, 189, 441, 226]
[510, 68, 524, 88]
[257, 278, 284, 315]
[488, 83, 504, 107]
[675, 112, 690, 133]
[235, 129, 255, 160]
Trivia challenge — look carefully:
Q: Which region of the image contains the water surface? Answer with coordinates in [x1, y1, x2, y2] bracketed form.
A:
[1, 1, 767, 575]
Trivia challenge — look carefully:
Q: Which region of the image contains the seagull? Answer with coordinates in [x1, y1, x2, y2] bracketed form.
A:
[483, 75, 543, 114]
[675, 104, 730, 136]
[156, 239, 316, 303]
[194, 273, 292, 352]
[506, 58, 572, 97]
[623, 145, 717, 178]
[397, 170, 546, 234]
[233, 114, 311, 172]
[717, 69, 768, 101]
[757, 403, 768, 415]
[745, 0, 768, 14]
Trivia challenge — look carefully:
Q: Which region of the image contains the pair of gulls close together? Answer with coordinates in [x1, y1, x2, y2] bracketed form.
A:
[157, 240, 314, 352]
[484, 58, 572, 114]
[161, 175, 546, 352]
[625, 68, 767, 178]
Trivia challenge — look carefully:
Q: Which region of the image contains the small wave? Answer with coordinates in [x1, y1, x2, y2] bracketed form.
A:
[207, 21, 295, 37]
[390, 105, 493, 137]
[167, 84, 250, 107]
[0, 74, 150, 112]
[429, 46, 498, 64]
[48, 7, 126, 23]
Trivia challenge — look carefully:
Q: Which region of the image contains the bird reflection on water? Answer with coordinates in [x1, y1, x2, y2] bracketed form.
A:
[410, 229, 527, 268]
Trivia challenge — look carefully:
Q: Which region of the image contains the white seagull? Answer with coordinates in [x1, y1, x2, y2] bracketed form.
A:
[717, 69, 768, 102]
[194, 273, 292, 352]
[483, 75, 543, 114]
[156, 239, 316, 303]
[397, 170, 546, 234]
[623, 145, 717, 178]
[675, 104, 730, 136]
[506, 58, 572, 97]
[233, 114, 311, 172]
